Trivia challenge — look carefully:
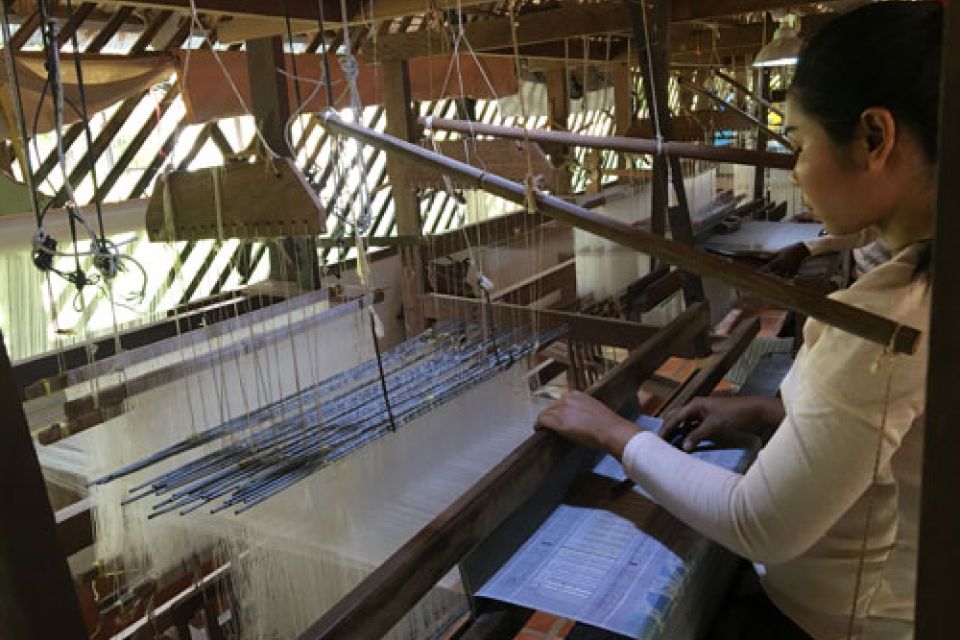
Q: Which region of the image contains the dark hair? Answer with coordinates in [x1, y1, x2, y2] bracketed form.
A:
[789, 1, 943, 161]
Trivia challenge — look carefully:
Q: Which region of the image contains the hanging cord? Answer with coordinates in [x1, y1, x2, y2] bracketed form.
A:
[369, 306, 397, 432]
[638, 0, 664, 157]
[845, 347, 899, 639]
[507, 2, 538, 216]
[328, 0, 395, 427]
[64, 0, 105, 238]
[185, 0, 281, 163]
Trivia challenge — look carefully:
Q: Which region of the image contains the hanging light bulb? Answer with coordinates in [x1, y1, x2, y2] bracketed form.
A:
[753, 13, 803, 68]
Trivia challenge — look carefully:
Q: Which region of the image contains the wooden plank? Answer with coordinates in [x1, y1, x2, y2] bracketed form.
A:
[318, 112, 920, 354]
[490, 259, 577, 308]
[55, 2, 96, 48]
[424, 209, 550, 259]
[14, 293, 278, 399]
[143, 157, 327, 240]
[916, 2, 960, 635]
[297, 303, 710, 640]
[423, 294, 663, 351]
[0, 333, 87, 639]
[54, 498, 93, 557]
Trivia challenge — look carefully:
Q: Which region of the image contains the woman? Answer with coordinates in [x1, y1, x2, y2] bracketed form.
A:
[536, 3, 941, 638]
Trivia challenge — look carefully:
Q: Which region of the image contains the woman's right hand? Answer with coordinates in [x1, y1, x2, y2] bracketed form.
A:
[659, 396, 785, 451]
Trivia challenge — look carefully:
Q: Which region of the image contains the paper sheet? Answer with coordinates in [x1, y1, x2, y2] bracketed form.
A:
[476, 416, 749, 638]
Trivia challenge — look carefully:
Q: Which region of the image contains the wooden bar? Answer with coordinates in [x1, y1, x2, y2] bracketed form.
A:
[423, 293, 664, 352]
[297, 303, 710, 640]
[665, 316, 761, 410]
[625, 267, 684, 314]
[14, 292, 281, 399]
[420, 117, 796, 170]
[490, 259, 577, 307]
[320, 112, 920, 354]
[916, 2, 960, 635]
[0, 333, 87, 640]
[384, 58, 427, 337]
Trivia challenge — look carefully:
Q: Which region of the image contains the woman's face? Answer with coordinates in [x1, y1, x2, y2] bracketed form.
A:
[783, 96, 878, 236]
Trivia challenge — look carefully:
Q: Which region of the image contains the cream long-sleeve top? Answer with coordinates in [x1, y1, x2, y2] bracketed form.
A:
[622, 244, 930, 639]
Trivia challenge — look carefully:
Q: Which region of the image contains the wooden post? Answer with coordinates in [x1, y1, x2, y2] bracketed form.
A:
[383, 59, 425, 337]
[246, 36, 319, 292]
[546, 67, 572, 195]
[613, 63, 633, 173]
[628, 0, 705, 306]
[613, 64, 633, 136]
[753, 66, 771, 202]
[916, 3, 960, 636]
[0, 332, 87, 640]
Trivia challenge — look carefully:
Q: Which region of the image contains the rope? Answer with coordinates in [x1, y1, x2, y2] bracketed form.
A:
[846, 344, 899, 638]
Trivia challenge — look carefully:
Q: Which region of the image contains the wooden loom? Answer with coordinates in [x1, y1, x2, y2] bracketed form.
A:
[5, 118, 927, 640]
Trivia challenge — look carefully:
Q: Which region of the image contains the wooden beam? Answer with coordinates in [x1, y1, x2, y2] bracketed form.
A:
[424, 209, 551, 258]
[383, 59, 426, 337]
[546, 67, 571, 195]
[424, 294, 663, 351]
[0, 333, 87, 639]
[318, 111, 920, 354]
[96, 0, 491, 30]
[490, 259, 577, 308]
[916, 2, 960, 635]
[246, 36, 320, 290]
[297, 303, 710, 640]
[613, 65, 633, 137]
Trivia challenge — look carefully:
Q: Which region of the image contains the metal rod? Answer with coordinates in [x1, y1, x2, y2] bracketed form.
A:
[320, 111, 920, 355]
[419, 116, 796, 170]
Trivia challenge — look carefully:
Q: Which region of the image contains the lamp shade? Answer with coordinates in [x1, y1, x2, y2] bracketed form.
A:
[753, 23, 802, 67]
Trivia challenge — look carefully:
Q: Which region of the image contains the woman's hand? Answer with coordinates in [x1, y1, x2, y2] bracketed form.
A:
[536, 391, 640, 460]
[659, 396, 786, 451]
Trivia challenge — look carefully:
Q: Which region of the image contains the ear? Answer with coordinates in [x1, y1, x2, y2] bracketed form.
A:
[857, 107, 897, 171]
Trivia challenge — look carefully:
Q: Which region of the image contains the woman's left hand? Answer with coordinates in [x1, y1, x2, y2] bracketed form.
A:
[535, 391, 640, 460]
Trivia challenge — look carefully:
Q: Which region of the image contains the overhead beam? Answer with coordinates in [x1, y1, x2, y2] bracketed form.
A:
[96, 0, 491, 35]
[366, 2, 837, 61]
